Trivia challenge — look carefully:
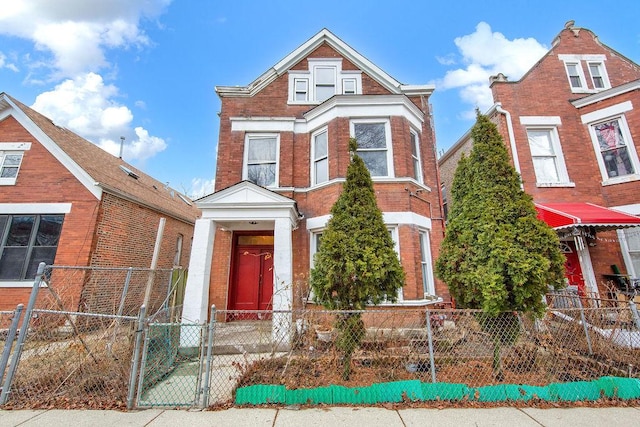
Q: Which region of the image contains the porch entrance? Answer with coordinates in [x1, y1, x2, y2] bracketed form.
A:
[561, 240, 586, 294]
[229, 233, 274, 312]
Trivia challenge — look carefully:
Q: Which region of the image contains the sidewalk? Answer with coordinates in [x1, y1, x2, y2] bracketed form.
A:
[2, 406, 640, 427]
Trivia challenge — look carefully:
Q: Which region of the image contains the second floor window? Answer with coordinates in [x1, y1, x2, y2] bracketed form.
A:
[352, 120, 392, 177]
[526, 128, 570, 184]
[312, 129, 328, 185]
[593, 118, 636, 179]
[244, 135, 278, 187]
[410, 130, 422, 183]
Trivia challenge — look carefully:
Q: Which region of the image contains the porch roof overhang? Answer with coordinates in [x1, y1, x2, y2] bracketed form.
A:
[195, 181, 301, 229]
[535, 202, 640, 232]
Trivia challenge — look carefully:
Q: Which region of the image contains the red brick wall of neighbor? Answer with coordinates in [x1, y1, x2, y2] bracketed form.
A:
[489, 27, 640, 282]
[215, 42, 447, 305]
[0, 116, 101, 310]
[89, 192, 194, 270]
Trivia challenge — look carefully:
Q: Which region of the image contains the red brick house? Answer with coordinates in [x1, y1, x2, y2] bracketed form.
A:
[439, 22, 640, 297]
[182, 29, 446, 326]
[0, 93, 200, 311]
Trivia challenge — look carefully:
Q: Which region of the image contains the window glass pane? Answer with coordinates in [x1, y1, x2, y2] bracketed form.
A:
[6, 216, 35, 246]
[0, 247, 28, 280]
[315, 85, 335, 102]
[358, 151, 388, 176]
[36, 215, 64, 246]
[343, 79, 355, 94]
[595, 120, 625, 150]
[315, 158, 328, 184]
[532, 157, 560, 183]
[410, 133, 418, 157]
[4, 154, 22, 166]
[595, 120, 635, 177]
[248, 164, 276, 187]
[25, 247, 57, 279]
[314, 131, 327, 159]
[295, 79, 307, 92]
[527, 131, 554, 156]
[625, 227, 640, 251]
[354, 123, 386, 149]
[315, 67, 335, 85]
[247, 138, 276, 162]
[1, 167, 18, 178]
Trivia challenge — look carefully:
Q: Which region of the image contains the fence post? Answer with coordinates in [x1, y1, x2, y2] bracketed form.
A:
[627, 298, 640, 332]
[201, 305, 216, 408]
[425, 309, 437, 383]
[575, 296, 593, 355]
[127, 305, 147, 409]
[0, 304, 24, 385]
[0, 263, 46, 405]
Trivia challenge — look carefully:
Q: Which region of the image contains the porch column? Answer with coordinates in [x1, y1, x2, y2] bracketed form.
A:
[273, 217, 293, 347]
[182, 218, 216, 324]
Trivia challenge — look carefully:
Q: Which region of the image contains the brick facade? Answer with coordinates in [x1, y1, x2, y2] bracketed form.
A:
[200, 30, 447, 313]
[0, 95, 198, 311]
[439, 23, 640, 296]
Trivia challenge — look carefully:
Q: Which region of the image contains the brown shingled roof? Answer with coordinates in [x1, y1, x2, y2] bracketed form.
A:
[3, 93, 200, 224]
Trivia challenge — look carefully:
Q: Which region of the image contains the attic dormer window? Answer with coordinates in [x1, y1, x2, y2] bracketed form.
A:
[119, 165, 139, 179]
[559, 54, 610, 93]
[288, 59, 361, 104]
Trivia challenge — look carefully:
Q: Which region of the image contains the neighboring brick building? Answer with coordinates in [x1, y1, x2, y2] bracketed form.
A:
[0, 93, 200, 311]
[439, 22, 640, 296]
[183, 29, 446, 325]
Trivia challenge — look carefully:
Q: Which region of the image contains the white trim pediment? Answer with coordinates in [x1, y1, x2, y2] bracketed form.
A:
[196, 181, 300, 227]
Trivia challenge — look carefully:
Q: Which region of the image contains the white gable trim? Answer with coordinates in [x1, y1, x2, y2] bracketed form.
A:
[216, 29, 434, 98]
[1, 96, 102, 200]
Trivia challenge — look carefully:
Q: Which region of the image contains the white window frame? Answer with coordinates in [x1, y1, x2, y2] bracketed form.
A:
[559, 54, 608, 93]
[294, 78, 309, 102]
[342, 78, 357, 95]
[410, 129, 423, 183]
[311, 127, 329, 186]
[350, 118, 394, 178]
[582, 103, 640, 185]
[419, 229, 435, 297]
[618, 227, 640, 278]
[242, 133, 280, 188]
[587, 61, 611, 90]
[0, 143, 31, 186]
[288, 59, 362, 104]
[520, 117, 572, 187]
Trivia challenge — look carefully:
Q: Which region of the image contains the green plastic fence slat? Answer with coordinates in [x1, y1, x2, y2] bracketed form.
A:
[598, 376, 640, 399]
[331, 385, 380, 405]
[285, 387, 333, 405]
[378, 380, 424, 403]
[421, 382, 470, 401]
[549, 381, 601, 402]
[235, 385, 286, 405]
[504, 384, 553, 401]
[474, 385, 507, 402]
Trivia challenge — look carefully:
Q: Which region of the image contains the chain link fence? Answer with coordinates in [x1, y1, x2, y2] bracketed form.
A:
[2, 271, 640, 409]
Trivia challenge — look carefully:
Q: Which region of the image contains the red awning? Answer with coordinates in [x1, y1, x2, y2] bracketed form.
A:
[535, 202, 640, 231]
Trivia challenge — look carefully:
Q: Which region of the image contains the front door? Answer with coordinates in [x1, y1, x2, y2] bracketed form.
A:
[229, 234, 274, 312]
[562, 241, 586, 294]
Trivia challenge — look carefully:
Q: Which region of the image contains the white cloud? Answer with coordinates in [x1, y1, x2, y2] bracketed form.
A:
[0, 0, 170, 78]
[438, 22, 548, 114]
[0, 51, 19, 72]
[32, 72, 166, 162]
[188, 178, 216, 199]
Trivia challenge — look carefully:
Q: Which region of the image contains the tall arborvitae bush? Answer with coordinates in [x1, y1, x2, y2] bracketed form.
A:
[436, 112, 565, 378]
[310, 138, 405, 380]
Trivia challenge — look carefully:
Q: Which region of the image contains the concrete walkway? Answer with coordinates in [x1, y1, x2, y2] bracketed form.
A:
[2, 406, 640, 426]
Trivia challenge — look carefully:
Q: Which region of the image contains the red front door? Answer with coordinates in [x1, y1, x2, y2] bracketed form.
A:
[563, 241, 586, 294]
[229, 243, 274, 312]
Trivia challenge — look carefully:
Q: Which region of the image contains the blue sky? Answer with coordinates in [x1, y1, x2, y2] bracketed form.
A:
[1, 1, 639, 198]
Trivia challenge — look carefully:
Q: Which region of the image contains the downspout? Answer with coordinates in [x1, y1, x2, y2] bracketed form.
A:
[495, 103, 523, 189]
